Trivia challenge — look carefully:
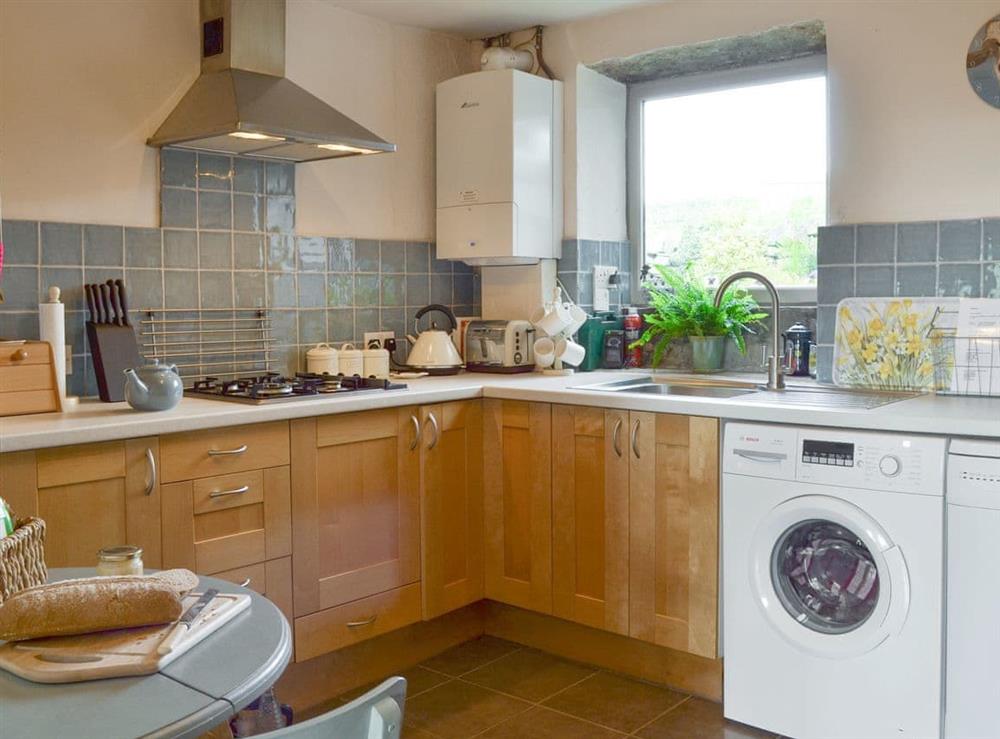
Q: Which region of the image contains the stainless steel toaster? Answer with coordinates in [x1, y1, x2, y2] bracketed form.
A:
[464, 320, 534, 373]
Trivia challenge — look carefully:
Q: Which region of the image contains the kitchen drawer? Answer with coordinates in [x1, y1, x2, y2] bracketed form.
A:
[0, 342, 51, 367]
[294, 583, 421, 661]
[160, 422, 290, 483]
[211, 556, 293, 623]
[162, 466, 291, 575]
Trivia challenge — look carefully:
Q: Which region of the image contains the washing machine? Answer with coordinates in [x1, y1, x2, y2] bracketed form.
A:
[944, 438, 1000, 738]
[722, 422, 946, 739]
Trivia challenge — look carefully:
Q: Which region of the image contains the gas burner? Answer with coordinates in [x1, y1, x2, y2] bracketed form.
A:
[184, 371, 407, 404]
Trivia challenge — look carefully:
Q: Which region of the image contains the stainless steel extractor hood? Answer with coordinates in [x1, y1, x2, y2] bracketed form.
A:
[148, 0, 395, 162]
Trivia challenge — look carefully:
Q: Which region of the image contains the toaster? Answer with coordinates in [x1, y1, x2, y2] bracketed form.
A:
[464, 320, 535, 373]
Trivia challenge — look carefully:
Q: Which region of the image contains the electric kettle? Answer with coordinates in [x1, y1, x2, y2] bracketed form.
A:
[404, 304, 464, 374]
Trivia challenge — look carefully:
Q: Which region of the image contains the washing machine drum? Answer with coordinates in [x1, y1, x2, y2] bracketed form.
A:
[772, 520, 880, 634]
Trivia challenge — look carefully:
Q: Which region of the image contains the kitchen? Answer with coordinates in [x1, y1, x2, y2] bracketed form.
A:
[0, 1, 999, 738]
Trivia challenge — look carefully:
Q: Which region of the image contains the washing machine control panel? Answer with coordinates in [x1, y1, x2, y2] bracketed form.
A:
[801, 439, 855, 467]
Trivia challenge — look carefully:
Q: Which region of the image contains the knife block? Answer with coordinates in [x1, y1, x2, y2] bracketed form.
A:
[0, 342, 62, 416]
[86, 322, 141, 402]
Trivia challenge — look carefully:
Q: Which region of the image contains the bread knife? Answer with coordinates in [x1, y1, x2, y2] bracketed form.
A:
[156, 588, 219, 656]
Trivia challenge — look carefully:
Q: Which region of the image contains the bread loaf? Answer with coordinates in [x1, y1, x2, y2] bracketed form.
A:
[0, 569, 200, 641]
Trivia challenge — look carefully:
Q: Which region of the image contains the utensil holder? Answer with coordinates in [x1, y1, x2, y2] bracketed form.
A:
[0, 517, 47, 604]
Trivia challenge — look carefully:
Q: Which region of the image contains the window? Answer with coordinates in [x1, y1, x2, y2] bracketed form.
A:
[628, 58, 827, 296]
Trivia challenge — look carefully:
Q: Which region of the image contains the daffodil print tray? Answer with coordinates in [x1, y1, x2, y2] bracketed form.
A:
[833, 298, 958, 391]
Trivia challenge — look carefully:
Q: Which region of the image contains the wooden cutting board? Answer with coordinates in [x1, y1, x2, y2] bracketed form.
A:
[0, 592, 250, 684]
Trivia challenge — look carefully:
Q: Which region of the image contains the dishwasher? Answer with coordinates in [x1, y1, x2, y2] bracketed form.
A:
[946, 438, 1000, 739]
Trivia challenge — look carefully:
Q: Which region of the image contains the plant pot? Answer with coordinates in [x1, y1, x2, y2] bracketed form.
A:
[689, 335, 726, 372]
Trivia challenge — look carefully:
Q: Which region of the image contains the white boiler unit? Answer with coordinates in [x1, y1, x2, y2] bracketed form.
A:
[436, 70, 562, 266]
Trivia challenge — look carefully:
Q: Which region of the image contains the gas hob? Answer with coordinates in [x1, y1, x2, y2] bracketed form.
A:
[184, 373, 407, 404]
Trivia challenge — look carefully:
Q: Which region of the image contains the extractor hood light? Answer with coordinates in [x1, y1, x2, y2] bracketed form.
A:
[316, 143, 377, 154]
[229, 132, 286, 141]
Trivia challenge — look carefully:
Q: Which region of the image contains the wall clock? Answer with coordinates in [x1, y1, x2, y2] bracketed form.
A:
[967, 14, 1000, 108]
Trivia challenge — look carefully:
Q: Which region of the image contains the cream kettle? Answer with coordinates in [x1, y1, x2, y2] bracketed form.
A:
[405, 304, 464, 374]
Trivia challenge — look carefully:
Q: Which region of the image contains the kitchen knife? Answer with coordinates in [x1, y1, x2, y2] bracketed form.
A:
[99, 283, 113, 325]
[157, 588, 219, 656]
[114, 279, 131, 326]
[85, 284, 98, 323]
[107, 279, 124, 326]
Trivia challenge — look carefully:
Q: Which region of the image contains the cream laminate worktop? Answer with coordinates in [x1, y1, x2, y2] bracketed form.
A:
[1, 371, 997, 452]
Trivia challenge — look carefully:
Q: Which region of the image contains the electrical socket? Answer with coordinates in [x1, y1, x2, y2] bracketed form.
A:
[364, 331, 395, 349]
[593, 265, 618, 312]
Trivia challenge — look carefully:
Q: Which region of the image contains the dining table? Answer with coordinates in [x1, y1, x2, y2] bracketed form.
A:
[0, 568, 292, 738]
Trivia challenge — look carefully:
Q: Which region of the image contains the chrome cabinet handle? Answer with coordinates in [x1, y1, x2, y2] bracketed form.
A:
[630, 419, 641, 459]
[144, 448, 156, 496]
[208, 444, 248, 457]
[346, 615, 377, 628]
[426, 412, 439, 450]
[210, 484, 250, 499]
[612, 418, 623, 457]
[409, 415, 421, 451]
[239, 578, 252, 588]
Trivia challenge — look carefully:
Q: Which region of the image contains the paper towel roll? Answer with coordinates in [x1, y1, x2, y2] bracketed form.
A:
[40, 286, 66, 400]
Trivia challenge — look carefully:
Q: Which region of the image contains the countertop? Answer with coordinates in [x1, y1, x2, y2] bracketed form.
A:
[1, 371, 997, 453]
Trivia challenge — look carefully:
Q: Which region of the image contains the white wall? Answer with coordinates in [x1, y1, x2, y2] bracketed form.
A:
[542, 0, 1000, 237]
[0, 0, 473, 238]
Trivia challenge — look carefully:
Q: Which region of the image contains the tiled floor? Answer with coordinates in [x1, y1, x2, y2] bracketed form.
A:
[314, 636, 777, 738]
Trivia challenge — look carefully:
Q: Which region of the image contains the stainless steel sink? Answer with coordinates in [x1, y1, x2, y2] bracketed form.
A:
[574, 375, 760, 399]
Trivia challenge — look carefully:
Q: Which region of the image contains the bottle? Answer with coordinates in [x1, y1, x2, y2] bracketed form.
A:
[255, 688, 287, 732]
[623, 308, 643, 368]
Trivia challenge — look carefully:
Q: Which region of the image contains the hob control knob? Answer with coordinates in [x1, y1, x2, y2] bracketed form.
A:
[878, 455, 901, 477]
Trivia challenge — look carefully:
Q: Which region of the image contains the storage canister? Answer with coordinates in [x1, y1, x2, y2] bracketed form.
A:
[306, 342, 339, 375]
[339, 343, 364, 376]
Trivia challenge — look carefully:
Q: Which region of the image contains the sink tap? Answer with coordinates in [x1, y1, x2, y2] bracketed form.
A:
[713, 271, 784, 390]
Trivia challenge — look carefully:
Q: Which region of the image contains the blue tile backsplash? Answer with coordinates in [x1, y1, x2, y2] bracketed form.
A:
[815, 217, 1000, 382]
[0, 149, 480, 397]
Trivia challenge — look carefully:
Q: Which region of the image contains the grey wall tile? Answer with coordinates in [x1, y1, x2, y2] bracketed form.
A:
[164, 230, 198, 268]
[577, 273, 594, 305]
[200, 270, 233, 308]
[600, 241, 620, 267]
[328, 238, 354, 272]
[559, 239, 579, 271]
[355, 240, 379, 272]
[855, 265, 894, 297]
[64, 310, 86, 354]
[579, 240, 600, 271]
[164, 269, 199, 309]
[355, 308, 379, 337]
[267, 272, 296, 308]
[125, 268, 164, 309]
[431, 274, 452, 304]
[557, 272, 578, 302]
[327, 274, 354, 307]
[381, 274, 405, 306]
[815, 345, 834, 384]
[199, 190, 232, 230]
[896, 222, 937, 263]
[199, 232, 232, 269]
[454, 273, 474, 306]
[265, 162, 295, 196]
[298, 309, 326, 344]
[985, 263, 1000, 299]
[270, 310, 297, 345]
[41, 267, 83, 310]
[817, 305, 837, 344]
[265, 196, 295, 233]
[297, 236, 326, 272]
[939, 219, 981, 261]
[405, 242, 430, 273]
[0, 310, 37, 339]
[2, 220, 38, 264]
[856, 224, 894, 264]
[938, 263, 981, 297]
[233, 158, 263, 194]
[162, 149, 196, 188]
[234, 271, 265, 307]
[267, 235, 295, 271]
[327, 309, 354, 343]
[380, 241, 406, 273]
[41, 222, 82, 265]
[124, 227, 162, 268]
[355, 275, 379, 305]
[983, 219, 999, 261]
[895, 265, 937, 297]
[161, 187, 197, 228]
[84, 266, 123, 290]
[406, 274, 430, 307]
[83, 225, 123, 266]
[297, 273, 326, 308]
[380, 308, 406, 339]
[198, 153, 233, 191]
[234, 233, 265, 270]
[817, 265, 854, 304]
[233, 194, 261, 232]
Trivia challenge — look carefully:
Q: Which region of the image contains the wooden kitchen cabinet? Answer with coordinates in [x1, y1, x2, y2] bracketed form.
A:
[483, 399, 553, 613]
[290, 408, 420, 619]
[419, 400, 484, 620]
[551, 405, 629, 635]
[0, 439, 162, 568]
[628, 412, 719, 659]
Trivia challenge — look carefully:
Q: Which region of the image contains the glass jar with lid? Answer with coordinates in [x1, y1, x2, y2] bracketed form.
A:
[96, 545, 144, 576]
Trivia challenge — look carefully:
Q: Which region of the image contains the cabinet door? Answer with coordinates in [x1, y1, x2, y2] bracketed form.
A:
[483, 399, 552, 613]
[291, 408, 420, 617]
[420, 400, 484, 620]
[552, 405, 629, 634]
[2, 439, 161, 568]
[629, 413, 719, 658]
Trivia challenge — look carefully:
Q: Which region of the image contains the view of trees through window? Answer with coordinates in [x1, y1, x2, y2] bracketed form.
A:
[641, 75, 826, 286]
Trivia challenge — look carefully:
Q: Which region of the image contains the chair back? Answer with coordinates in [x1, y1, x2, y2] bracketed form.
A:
[265, 677, 406, 738]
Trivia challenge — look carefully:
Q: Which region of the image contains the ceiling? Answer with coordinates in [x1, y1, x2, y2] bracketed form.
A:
[326, 0, 656, 38]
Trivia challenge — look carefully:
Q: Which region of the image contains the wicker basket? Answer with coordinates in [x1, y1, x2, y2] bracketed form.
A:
[0, 517, 47, 604]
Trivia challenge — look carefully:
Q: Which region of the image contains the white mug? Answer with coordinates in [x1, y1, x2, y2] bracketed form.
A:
[565, 304, 587, 336]
[535, 302, 572, 337]
[533, 337, 556, 368]
[555, 338, 586, 367]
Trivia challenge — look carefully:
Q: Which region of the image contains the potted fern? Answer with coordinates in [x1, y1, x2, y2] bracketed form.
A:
[633, 265, 767, 371]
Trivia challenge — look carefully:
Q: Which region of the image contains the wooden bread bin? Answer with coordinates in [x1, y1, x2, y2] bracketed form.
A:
[0, 342, 62, 417]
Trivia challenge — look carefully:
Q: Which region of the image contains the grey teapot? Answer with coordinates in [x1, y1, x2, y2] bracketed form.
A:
[123, 360, 183, 411]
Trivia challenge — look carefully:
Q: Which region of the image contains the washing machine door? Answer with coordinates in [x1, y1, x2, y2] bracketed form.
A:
[749, 494, 910, 659]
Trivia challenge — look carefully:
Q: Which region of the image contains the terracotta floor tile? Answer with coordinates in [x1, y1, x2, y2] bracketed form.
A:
[463, 648, 596, 702]
[635, 698, 773, 739]
[336, 667, 451, 706]
[405, 679, 531, 738]
[420, 636, 522, 677]
[542, 672, 687, 734]
[477, 706, 627, 738]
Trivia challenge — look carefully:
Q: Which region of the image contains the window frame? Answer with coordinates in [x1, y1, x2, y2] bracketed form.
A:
[626, 55, 828, 304]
